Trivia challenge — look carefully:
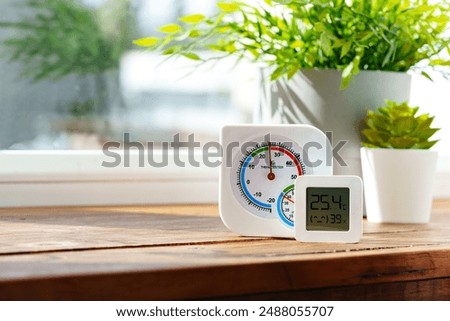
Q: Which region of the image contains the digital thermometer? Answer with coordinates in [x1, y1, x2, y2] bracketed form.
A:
[294, 175, 363, 243]
[220, 124, 332, 238]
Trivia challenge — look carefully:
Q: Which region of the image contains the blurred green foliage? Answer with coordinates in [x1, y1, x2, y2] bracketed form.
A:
[0, 0, 132, 81]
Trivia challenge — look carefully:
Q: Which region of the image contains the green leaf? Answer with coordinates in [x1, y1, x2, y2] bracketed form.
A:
[382, 42, 396, 67]
[188, 30, 201, 38]
[391, 117, 417, 136]
[248, 48, 260, 58]
[388, 137, 418, 149]
[429, 59, 450, 66]
[314, 23, 326, 34]
[159, 24, 182, 33]
[409, 5, 435, 14]
[416, 115, 435, 131]
[217, 2, 240, 13]
[320, 33, 332, 56]
[420, 71, 433, 82]
[413, 140, 439, 149]
[270, 66, 285, 80]
[287, 66, 299, 79]
[179, 14, 205, 24]
[133, 37, 159, 47]
[340, 42, 351, 59]
[340, 56, 360, 89]
[341, 62, 354, 80]
[182, 52, 201, 60]
[415, 128, 440, 140]
[362, 129, 390, 146]
[162, 46, 182, 55]
[224, 43, 237, 53]
[290, 40, 304, 49]
[366, 113, 390, 131]
[388, 103, 417, 118]
[207, 44, 224, 51]
[217, 26, 232, 33]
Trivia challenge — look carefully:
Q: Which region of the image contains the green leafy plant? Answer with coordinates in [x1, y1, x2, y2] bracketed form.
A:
[134, 0, 450, 88]
[362, 101, 440, 149]
[0, 0, 132, 81]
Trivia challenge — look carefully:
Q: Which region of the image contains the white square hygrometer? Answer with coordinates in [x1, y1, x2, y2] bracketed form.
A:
[219, 124, 332, 238]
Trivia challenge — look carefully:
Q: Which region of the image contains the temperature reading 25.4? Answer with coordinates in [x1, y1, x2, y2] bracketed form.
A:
[309, 194, 347, 211]
[306, 187, 350, 232]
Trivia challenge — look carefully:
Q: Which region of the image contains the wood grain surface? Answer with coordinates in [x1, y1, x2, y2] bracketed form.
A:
[0, 201, 449, 300]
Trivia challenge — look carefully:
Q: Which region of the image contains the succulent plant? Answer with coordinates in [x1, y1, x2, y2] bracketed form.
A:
[362, 101, 440, 149]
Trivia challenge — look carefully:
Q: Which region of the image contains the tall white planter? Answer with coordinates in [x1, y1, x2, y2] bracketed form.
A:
[258, 70, 412, 176]
[360, 148, 438, 223]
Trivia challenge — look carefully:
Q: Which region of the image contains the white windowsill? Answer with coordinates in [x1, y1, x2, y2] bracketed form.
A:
[0, 151, 448, 208]
[0, 150, 219, 207]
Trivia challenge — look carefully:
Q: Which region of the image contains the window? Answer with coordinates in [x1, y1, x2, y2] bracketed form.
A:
[0, 0, 449, 207]
[0, 0, 257, 150]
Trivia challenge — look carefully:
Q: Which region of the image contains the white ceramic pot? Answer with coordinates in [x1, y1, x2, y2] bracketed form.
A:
[360, 147, 438, 223]
[257, 70, 412, 177]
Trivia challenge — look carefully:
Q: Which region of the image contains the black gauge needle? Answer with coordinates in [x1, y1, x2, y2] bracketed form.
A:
[283, 195, 294, 204]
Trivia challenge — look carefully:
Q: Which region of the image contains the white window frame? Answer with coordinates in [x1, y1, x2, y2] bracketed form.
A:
[0, 150, 219, 207]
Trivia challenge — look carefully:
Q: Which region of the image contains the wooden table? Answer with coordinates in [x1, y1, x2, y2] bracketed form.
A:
[0, 201, 449, 300]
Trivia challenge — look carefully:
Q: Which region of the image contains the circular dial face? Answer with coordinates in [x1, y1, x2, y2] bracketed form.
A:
[277, 184, 295, 227]
[231, 135, 307, 224]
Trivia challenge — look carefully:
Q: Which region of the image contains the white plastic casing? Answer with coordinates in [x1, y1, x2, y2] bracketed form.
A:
[219, 124, 332, 238]
[295, 175, 363, 243]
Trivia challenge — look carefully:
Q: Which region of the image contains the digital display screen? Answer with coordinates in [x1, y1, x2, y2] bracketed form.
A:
[306, 187, 350, 231]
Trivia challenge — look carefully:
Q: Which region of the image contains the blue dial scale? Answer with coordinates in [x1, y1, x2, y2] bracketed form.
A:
[277, 184, 295, 227]
[234, 141, 305, 226]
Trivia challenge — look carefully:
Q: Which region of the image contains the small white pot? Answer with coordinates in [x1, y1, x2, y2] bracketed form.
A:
[360, 147, 438, 223]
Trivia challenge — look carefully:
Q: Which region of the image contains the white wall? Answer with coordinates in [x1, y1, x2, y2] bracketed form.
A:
[409, 72, 450, 198]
